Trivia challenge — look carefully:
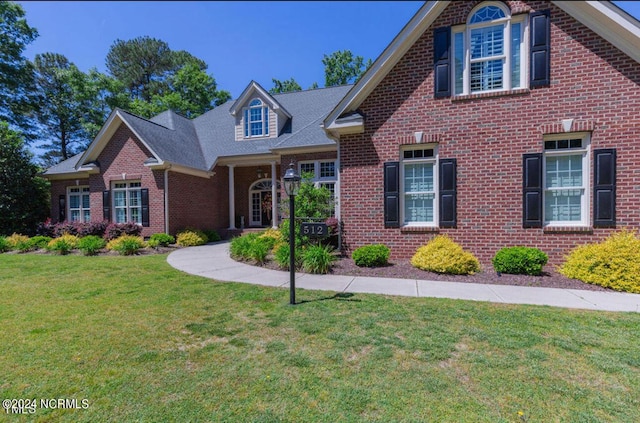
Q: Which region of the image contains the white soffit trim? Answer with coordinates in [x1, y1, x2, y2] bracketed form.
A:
[78, 109, 162, 168]
[553, 1, 640, 64]
[323, 1, 448, 129]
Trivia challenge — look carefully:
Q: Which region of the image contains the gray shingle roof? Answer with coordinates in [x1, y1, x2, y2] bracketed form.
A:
[45, 84, 352, 176]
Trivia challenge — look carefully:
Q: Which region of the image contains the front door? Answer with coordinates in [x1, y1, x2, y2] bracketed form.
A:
[249, 180, 278, 227]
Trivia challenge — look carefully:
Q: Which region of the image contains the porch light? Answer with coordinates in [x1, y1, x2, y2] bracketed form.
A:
[283, 163, 301, 196]
[256, 167, 265, 179]
[283, 163, 301, 305]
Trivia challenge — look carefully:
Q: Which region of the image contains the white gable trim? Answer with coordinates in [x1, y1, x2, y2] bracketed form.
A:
[323, 1, 448, 130]
[78, 109, 162, 169]
[323, 0, 640, 131]
[229, 80, 292, 118]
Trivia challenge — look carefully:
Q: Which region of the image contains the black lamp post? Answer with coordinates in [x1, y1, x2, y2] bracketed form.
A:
[283, 163, 301, 305]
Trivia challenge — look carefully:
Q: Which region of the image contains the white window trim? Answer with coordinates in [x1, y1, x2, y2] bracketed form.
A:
[298, 160, 338, 217]
[543, 133, 591, 227]
[67, 186, 91, 223]
[243, 98, 270, 138]
[112, 181, 142, 225]
[452, 2, 529, 96]
[400, 145, 439, 227]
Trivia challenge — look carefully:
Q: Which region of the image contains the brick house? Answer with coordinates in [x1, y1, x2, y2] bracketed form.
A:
[44, 1, 640, 266]
[43, 82, 350, 239]
[323, 0, 640, 264]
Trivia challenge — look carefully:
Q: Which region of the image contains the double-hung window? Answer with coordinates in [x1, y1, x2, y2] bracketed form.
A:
[68, 186, 90, 222]
[299, 160, 337, 216]
[244, 99, 269, 137]
[453, 3, 527, 95]
[402, 147, 437, 226]
[113, 182, 142, 224]
[543, 135, 589, 226]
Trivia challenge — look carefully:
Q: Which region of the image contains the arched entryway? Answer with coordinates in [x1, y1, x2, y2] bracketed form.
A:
[249, 179, 280, 227]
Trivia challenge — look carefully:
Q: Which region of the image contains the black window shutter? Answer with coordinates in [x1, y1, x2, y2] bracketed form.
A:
[103, 190, 111, 221]
[141, 188, 150, 227]
[439, 158, 457, 227]
[530, 10, 551, 88]
[523, 153, 543, 228]
[58, 194, 66, 222]
[593, 149, 616, 227]
[384, 162, 400, 227]
[433, 27, 451, 98]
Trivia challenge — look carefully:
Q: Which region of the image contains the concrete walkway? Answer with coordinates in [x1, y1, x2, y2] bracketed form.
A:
[167, 242, 640, 313]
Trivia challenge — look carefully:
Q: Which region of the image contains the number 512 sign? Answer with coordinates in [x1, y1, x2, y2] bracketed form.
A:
[301, 222, 328, 238]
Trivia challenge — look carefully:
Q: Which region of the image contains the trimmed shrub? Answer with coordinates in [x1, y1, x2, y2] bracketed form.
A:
[202, 229, 221, 242]
[302, 244, 336, 274]
[53, 222, 81, 237]
[104, 222, 142, 241]
[259, 228, 283, 243]
[559, 230, 640, 293]
[352, 244, 390, 267]
[411, 235, 480, 275]
[148, 233, 175, 248]
[492, 246, 548, 276]
[47, 234, 80, 255]
[77, 235, 106, 256]
[106, 235, 146, 256]
[176, 229, 208, 247]
[77, 221, 109, 237]
[36, 219, 55, 237]
[7, 233, 32, 252]
[29, 235, 52, 250]
[0, 237, 9, 253]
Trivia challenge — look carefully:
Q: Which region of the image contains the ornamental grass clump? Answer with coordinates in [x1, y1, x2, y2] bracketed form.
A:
[492, 246, 548, 276]
[274, 243, 303, 270]
[77, 235, 106, 256]
[352, 244, 390, 267]
[106, 235, 146, 256]
[29, 235, 52, 250]
[148, 233, 175, 248]
[302, 244, 335, 274]
[0, 237, 9, 253]
[559, 229, 640, 293]
[411, 235, 480, 275]
[47, 234, 80, 255]
[176, 229, 208, 247]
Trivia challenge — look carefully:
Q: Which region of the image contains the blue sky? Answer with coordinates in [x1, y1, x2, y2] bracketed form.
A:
[18, 1, 640, 99]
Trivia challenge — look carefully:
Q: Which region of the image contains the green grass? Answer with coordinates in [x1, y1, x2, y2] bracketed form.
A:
[1, 254, 639, 422]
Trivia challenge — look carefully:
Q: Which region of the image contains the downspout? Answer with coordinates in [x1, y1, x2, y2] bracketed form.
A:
[164, 167, 170, 234]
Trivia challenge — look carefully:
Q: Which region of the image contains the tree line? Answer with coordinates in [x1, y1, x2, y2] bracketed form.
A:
[0, 1, 371, 235]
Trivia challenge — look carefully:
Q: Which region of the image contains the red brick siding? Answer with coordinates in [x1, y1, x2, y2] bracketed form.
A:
[339, 1, 640, 265]
[92, 124, 165, 237]
[167, 167, 228, 235]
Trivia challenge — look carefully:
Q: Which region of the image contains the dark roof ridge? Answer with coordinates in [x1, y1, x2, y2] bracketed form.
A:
[271, 83, 355, 98]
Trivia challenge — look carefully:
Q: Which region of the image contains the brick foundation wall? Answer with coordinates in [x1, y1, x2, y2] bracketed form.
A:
[339, 1, 640, 265]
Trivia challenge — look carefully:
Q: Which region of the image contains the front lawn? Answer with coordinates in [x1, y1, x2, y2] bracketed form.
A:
[1, 254, 639, 422]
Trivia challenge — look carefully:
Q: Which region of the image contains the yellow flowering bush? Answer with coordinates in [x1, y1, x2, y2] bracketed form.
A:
[47, 234, 80, 255]
[176, 229, 208, 247]
[411, 235, 480, 275]
[559, 229, 640, 293]
[7, 233, 31, 251]
[106, 235, 146, 255]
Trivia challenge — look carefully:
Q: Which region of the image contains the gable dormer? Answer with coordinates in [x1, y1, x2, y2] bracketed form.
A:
[229, 81, 292, 141]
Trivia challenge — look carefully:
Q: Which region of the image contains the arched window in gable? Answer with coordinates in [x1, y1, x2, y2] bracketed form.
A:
[243, 98, 270, 137]
[452, 2, 527, 95]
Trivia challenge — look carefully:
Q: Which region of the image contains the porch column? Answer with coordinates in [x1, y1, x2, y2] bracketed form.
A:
[228, 165, 236, 229]
[271, 162, 278, 228]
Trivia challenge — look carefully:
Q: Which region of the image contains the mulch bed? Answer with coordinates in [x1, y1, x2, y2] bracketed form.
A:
[327, 256, 610, 292]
